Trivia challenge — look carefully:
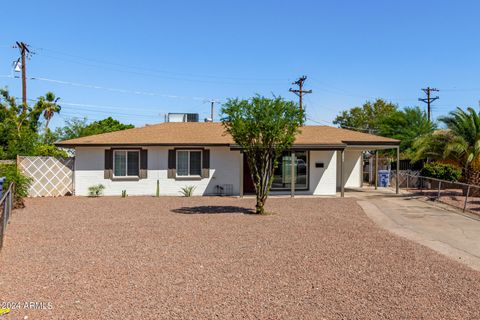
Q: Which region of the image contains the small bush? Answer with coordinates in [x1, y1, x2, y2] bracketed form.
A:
[0, 164, 32, 207]
[179, 185, 196, 197]
[121, 190, 127, 198]
[88, 184, 105, 197]
[33, 144, 69, 158]
[420, 162, 462, 182]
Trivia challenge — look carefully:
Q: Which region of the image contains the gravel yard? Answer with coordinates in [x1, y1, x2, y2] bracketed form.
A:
[0, 196, 479, 319]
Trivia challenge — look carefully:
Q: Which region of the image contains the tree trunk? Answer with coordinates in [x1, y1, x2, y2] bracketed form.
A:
[464, 168, 480, 197]
[45, 118, 51, 132]
[255, 196, 265, 214]
[249, 151, 274, 215]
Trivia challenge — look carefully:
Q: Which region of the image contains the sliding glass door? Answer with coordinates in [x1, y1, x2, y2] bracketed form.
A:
[271, 151, 308, 190]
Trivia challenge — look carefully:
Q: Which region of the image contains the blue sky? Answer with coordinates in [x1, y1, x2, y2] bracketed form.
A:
[1, 0, 479, 129]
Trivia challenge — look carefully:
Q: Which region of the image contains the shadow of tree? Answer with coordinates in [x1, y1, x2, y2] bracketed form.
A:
[171, 206, 254, 214]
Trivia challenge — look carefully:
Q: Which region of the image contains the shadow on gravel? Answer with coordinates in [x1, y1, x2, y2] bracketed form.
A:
[171, 206, 254, 214]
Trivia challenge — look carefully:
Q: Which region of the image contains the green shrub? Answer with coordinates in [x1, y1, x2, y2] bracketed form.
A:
[88, 184, 105, 197]
[420, 162, 462, 182]
[121, 190, 127, 198]
[0, 164, 32, 207]
[33, 144, 69, 157]
[179, 185, 196, 197]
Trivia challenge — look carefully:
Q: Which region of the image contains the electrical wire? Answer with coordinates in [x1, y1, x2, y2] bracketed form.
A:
[308, 77, 418, 102]
[3, 73, 225, 102]
[15, 97, 163, 120]
[306, 116, 332, 125]
[33, 51, 288, 85]
[14, 75, 216, 101]
[306, 116, 377, 132]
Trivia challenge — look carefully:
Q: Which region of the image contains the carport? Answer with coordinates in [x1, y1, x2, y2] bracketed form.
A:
[339, 142, 401, 197]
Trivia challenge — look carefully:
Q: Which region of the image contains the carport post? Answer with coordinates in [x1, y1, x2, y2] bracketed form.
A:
[374, 150, 378, 190]
[340, 149, 345, 197]
[290, 152, 296, 197]
[239, 152, 244, 198]
[396, 146, 400, 194]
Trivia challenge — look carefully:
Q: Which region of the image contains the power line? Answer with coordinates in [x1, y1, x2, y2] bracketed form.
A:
[306, 116, 375, 132]
[418, 87, 439, 122]
[441, 87, 480, 92]
[289, 76, 312, 111]
[20, 75, 217, 101]
[31, 47, 288, 85]
[306, 116, 332, 125]
[32, 45, 288, 81]
[302, 96, 343, 114]
[17, 97, 164, 119]
[308, 77, 420, 102]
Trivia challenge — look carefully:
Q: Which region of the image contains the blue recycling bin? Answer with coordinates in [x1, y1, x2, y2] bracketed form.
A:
[0, 177, 5, 198]
[378, 170, 390, 187]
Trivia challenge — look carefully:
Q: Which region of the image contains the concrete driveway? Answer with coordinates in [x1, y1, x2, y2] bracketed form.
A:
[352, 188, 480, 271]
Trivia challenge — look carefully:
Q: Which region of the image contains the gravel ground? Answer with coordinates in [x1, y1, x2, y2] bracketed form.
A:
[0, 196, 479, 319]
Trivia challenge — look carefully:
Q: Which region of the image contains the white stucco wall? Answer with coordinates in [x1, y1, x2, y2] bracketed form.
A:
[74, 146, 241, 196]
[336, 150, 363, 188]
[308, 150, 338, 195]
[74, 147, 352, 197]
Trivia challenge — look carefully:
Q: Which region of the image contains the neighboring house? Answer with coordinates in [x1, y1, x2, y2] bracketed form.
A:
[56, 122, 400, 196]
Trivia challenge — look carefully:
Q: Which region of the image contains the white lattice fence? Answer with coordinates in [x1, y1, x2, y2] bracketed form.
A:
[18, 156, 75, 197]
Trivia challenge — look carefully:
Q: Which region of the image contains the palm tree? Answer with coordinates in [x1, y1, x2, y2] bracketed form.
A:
[378, 106, 436, 158]
[411, 129, 452, 163]
[438, 107, 480, 185]
[39, 92, 61, 133]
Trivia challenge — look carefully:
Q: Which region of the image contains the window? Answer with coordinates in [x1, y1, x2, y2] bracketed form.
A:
[271, 151, 308, 190]
[176, 150, 202, 177]
[113, 150, 140, 177]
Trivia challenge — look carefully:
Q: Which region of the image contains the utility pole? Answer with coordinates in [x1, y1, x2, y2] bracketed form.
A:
[210, 101, 215, 121]
[289, 75, 312, 111]
[14, 41, 31, 114]
[418, 87, 439, 122]
[204, 99, 221, 121]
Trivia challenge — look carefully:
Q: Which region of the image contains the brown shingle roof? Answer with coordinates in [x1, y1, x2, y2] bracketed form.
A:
[56, 122, 399, 147]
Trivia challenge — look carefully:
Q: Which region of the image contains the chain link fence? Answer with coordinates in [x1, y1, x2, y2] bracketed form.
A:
[391, 171, 480, 214]
[0, 183, 14, 251]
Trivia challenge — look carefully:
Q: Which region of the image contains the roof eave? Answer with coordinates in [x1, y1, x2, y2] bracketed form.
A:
[343, 140, 400, 146]
[229, 143, 347, 151]
[55, 142, 233, 148]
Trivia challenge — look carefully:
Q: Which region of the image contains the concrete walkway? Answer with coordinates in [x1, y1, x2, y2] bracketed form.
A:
[351, 188, 480, 271]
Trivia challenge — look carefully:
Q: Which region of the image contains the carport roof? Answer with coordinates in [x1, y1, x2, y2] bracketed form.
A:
[56, 122, 399, 148]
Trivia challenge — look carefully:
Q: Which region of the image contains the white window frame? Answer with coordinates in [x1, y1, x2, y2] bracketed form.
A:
[176, 150, 202, 177]
[113, 150, 140, 178]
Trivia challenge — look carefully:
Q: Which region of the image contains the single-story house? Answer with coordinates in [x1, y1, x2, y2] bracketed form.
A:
[56, 122, 400, 197]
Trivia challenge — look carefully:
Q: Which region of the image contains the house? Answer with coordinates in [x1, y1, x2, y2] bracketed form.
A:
[56, 122, 400, 197]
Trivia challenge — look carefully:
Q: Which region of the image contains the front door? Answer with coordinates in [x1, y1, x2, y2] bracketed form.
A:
[243, 159, 255, 194]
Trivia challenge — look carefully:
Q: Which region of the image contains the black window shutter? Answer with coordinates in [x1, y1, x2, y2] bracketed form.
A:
[139, 149, 148, 179]
[202, 149, 210, 178]
[168, 150, 176, 178]
[104, 149, 113, 179]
